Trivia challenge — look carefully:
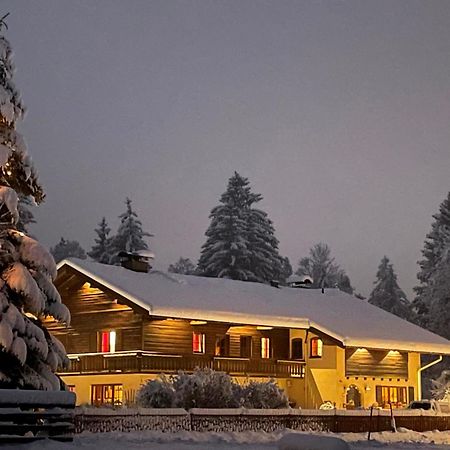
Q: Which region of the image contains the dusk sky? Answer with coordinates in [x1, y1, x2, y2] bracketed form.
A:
[3, 0, 450, 298]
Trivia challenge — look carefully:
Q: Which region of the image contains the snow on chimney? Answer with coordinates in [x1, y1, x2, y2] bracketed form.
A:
[118, 250, 154, 273]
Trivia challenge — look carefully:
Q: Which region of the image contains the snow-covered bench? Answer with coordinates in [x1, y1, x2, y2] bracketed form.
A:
[0, 389, 76, 443]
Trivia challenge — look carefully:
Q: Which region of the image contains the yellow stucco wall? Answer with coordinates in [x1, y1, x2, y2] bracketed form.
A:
[61, 350, 422, 409]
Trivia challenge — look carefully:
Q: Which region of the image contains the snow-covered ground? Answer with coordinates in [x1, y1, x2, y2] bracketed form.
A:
[2, 428, 450, 450]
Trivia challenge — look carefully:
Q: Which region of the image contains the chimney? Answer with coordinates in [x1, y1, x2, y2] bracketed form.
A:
[270, 280, 280, 288]
[118, 250, 154, 273]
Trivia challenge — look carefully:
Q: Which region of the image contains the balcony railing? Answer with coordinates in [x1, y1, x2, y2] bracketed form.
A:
[61, 352, 305, 378]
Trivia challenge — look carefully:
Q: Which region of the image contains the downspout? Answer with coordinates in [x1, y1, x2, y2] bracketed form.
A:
[305, 329, 309, 408]
[417, 355, 442, 400]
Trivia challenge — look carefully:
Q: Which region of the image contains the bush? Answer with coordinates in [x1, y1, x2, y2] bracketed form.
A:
[136, 368, 289, 409]
[173, 368, 239, 408]
[241, 379, 289, 409]
[136, 375, 175, 408]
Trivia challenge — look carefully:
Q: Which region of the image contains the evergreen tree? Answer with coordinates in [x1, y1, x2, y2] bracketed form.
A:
[278, 256, 293, 285]
[296, 243, 353, 293]
[0, 24, 69, 390]
[17, 195, 35, 233]
[368, 256, 414, 321]
[425, 246, 450, 339]
[108, 198, 152, 264]
[198, 172, 282, 283]
[168, 257, 196, 275]
[50, 237, 87, 263]
[88, 217, 111, 263]
[413, 192, 450, 326]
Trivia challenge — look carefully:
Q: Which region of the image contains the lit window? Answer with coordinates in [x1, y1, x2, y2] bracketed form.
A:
[310, 338, 323, 357]
[291, 338, 303, 360]
[261, 337, 271, 359]
[99, 330, 116, 353]
[91, 384, 123, 407]
[192, 332, 205, 353]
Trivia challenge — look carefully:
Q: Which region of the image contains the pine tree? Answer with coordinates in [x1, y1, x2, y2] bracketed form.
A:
[88, 217, 111, 263]
[278, 256, 293, 285]
[413, 192, 450, 326]
[198, 172, 283, 282]
[168, 257, 196, 275]
[295, 243, 353, 293]
[17, 195, 35, 233]
[368, 256, 414, 321]
[50, 237, 87, 263]
[108, 198, 152, 264]
[0, 23, 69, 390]
[425, 246, 450, 339]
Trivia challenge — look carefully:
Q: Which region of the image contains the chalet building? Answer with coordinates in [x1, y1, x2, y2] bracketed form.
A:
[48, 258, 450, 409]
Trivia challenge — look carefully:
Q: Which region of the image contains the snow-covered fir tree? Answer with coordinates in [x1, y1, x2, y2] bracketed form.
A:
[413, 192, 450, 327]
[278, 256, 293, 285]
[88, 217, 111, 264]
[425, 246, 450, 339]
[197, 172, 283, 283]
[108, 198, 152, 264]
[17, 194, 35, 234]
[50, 237, 86, 263]
[431, 370, 450, 401]
[168, 257, 196, 275]
[296, 242, 353, 293]
[368, 256, 414, 321]
[0, 25, 69, 390]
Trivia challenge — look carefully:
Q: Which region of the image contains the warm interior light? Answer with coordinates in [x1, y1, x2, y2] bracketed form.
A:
[190, 320, 207, 325]
[109, 331, 116, 353]
[83, 282, 91, 289]
[257, 326, 273, 330]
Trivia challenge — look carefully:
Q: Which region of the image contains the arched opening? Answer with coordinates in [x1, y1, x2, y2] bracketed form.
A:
[346, 384, 361, 409]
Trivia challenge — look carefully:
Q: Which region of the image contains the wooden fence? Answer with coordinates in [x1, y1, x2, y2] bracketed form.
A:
[74, 407, 450, 434]
[0, 389, 76, 443]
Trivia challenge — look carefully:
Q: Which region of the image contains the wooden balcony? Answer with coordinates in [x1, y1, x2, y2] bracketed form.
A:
[61, 352, 305, 378]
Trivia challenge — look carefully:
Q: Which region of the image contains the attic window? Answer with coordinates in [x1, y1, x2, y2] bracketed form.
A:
[192, 332, 205, 354]
[100, 330, 116, 353]
[310, 337, 323, 358]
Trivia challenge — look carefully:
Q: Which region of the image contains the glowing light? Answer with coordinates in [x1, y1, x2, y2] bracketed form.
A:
[190, 320, 207, 325]
[83, 282, 91, 289]
[109, 330, 116, 353]
[257, 326, 273, 330]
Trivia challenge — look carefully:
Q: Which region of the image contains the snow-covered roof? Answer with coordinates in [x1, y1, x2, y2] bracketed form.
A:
[57, 258, 450, 355]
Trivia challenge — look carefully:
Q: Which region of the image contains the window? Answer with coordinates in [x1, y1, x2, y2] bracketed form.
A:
[310, 338, 323, 357]
[291, 338, 303, 360]
[261, 337, 271, 359]
[91, 384, 123, 407]
[375, 386, 407, 408]
[192, 332, 205, 353]
[215, 335, 229, 357]
[240, 336, 252, 358]
[99, 330, 116, 353]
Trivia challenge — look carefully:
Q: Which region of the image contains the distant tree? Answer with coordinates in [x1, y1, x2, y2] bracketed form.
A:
[17, 195, 35, 233]
[168, 257, 196, 275]
[50, 237, 87, 263]
[108, 198, 152, 264]
[88, 217, 111, 263]
[296, 243, 353, 293]
[425, 247, 450, 339]
[197, 172, 282, 283]
[368, 256, 414, 321]
[413, 192, 450, 328]
[278, 256, 293, 284]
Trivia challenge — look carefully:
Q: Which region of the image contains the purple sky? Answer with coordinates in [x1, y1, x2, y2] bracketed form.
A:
[3, 0, 450, 298]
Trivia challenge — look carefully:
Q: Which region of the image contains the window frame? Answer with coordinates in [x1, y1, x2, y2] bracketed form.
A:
[261, 337, 271, 359]
[91, 384, 123, 407]
[192, 332, 206, 354]
[98, 330, 117, 353]
[310, 337, 323, 358]
[291, 338, 304, 360]
[375, 385, 408, 409]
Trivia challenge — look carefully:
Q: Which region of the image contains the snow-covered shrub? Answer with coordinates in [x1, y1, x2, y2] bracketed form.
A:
[241, 379, 289, 409]
[173, 368, 239, 408]
[431, 370, 450, 401]
[136, 375, 175, 408]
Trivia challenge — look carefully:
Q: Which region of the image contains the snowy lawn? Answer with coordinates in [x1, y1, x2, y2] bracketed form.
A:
[2, 429, 450, 450]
